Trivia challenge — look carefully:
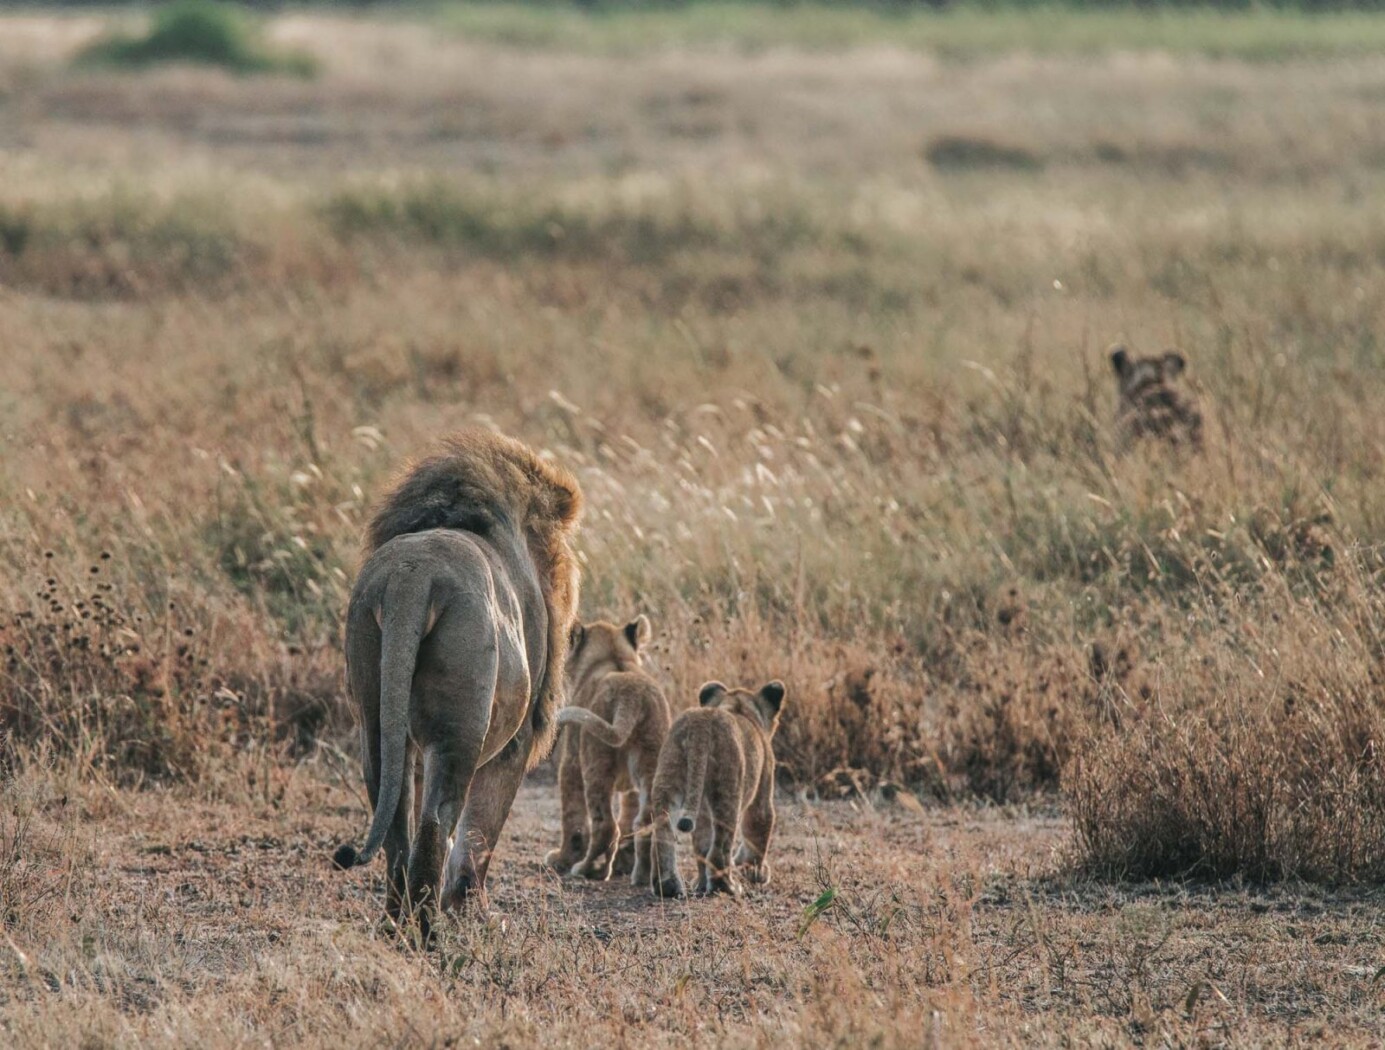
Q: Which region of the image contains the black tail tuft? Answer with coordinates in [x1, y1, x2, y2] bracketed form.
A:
[676, 816, 694, 833]
[332, 844, 359, 870]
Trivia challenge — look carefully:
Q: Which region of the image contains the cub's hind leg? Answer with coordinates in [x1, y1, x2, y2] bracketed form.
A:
[699, 781, 742, 897]
[691, 811, 715, 896]
[626, 742, 661, 886]
[733, 787, 775, 886]
[572, 740, 620, 880]
[649, 738, 687, 899]
[544, 726, 588, 873]
[610, 787, 639, 878]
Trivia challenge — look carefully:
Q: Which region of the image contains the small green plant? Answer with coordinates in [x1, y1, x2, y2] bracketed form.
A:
[79, 1, 316, 78]
[798, 887, 838, 939]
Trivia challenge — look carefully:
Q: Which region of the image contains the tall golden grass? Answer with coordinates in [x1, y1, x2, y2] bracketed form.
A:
[2, 15, 1384, 888]
[3, 172, 1381, 883]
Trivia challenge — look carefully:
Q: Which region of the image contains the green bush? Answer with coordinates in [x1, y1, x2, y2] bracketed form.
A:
[79, 1, 317, 77]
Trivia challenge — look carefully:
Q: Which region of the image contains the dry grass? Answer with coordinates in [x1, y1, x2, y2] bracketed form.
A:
[2, 10, 1385, 1045]
[431, 3, 1385, 61]
[2, 764, 1382, 1047]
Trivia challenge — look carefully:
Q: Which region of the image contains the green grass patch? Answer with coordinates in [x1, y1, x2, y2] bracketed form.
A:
[321, 179, 832, 263]
[79, 0, 316, 77]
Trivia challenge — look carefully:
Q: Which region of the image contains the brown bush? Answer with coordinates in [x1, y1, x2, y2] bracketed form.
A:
[1070, 574, 1385, 883]
[0, 545, 341, 784]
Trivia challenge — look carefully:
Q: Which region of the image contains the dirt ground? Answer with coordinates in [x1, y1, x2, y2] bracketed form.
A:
[3, 763, 1376, 1047]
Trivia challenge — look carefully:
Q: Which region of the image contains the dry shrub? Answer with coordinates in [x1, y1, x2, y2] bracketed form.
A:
[0, 779, 81, 935]
[1070, 568, 1385, 883]
[944, 637, 1087, 803]
[631, 598, 1083, 804]
[0, 196, 249, 298]
[631, 608, 937, 796]
[321, 179, 828, 266]
[773, 651, 941, 797]
[0, 550, 215, 782]
[0, 542, 342, 784]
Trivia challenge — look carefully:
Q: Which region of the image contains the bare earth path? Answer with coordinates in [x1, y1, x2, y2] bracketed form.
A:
[5, 770, 1376, 1046]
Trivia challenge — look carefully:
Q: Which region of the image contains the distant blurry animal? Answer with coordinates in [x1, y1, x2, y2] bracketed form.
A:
[1110, 344, 1203, 451]
[649, 680, 786, 899]
[332, 429, 582, 936]
[550, 615, 671, 885]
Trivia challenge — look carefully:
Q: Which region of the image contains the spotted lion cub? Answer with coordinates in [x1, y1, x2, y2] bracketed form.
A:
[1110, 344, 1203, 450]
[549, 616, 671, 884]
[649, 680, 786, 899]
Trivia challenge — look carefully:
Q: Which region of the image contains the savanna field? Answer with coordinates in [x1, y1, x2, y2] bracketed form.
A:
[2, 3, 1385, 1045]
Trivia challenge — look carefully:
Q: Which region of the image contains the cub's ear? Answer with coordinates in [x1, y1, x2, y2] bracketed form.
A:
[758, 680, 787, 713]
[698, 681, 727, 707]
[568, 623, 586, 654]
[624, 614, 652, 651]
[1109, 344, 1129, 377]
[1162, 351, 1186, 378]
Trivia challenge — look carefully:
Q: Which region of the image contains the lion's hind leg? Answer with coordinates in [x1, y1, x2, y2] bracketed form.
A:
[691, 813, 715, 896]
[412, 736, 485, 940]
[406, 816, 444, 943]
[443, 724, 532, 913]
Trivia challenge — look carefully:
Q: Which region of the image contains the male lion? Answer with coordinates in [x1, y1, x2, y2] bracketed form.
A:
[1110, 344, 1203, 450]
[649, 680, 786, 899]
[548, 616, 671, 884]
[332, 429, 581, 933]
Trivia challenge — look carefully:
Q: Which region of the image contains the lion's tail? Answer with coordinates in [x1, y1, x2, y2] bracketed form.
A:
[333, 575, 430, 872]
[672, 744, 709, 834]
[555, 699, 639, 750]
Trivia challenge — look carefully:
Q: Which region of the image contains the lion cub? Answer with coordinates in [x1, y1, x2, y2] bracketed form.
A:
[650, 680, 786, 899]
[548, 616, 671, 883]
[1111, 344, 1203, 450]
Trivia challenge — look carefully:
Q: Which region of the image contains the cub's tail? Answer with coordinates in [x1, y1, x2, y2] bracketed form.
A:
[672, 746, 709, 833]
[555, 694, 640, 750]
